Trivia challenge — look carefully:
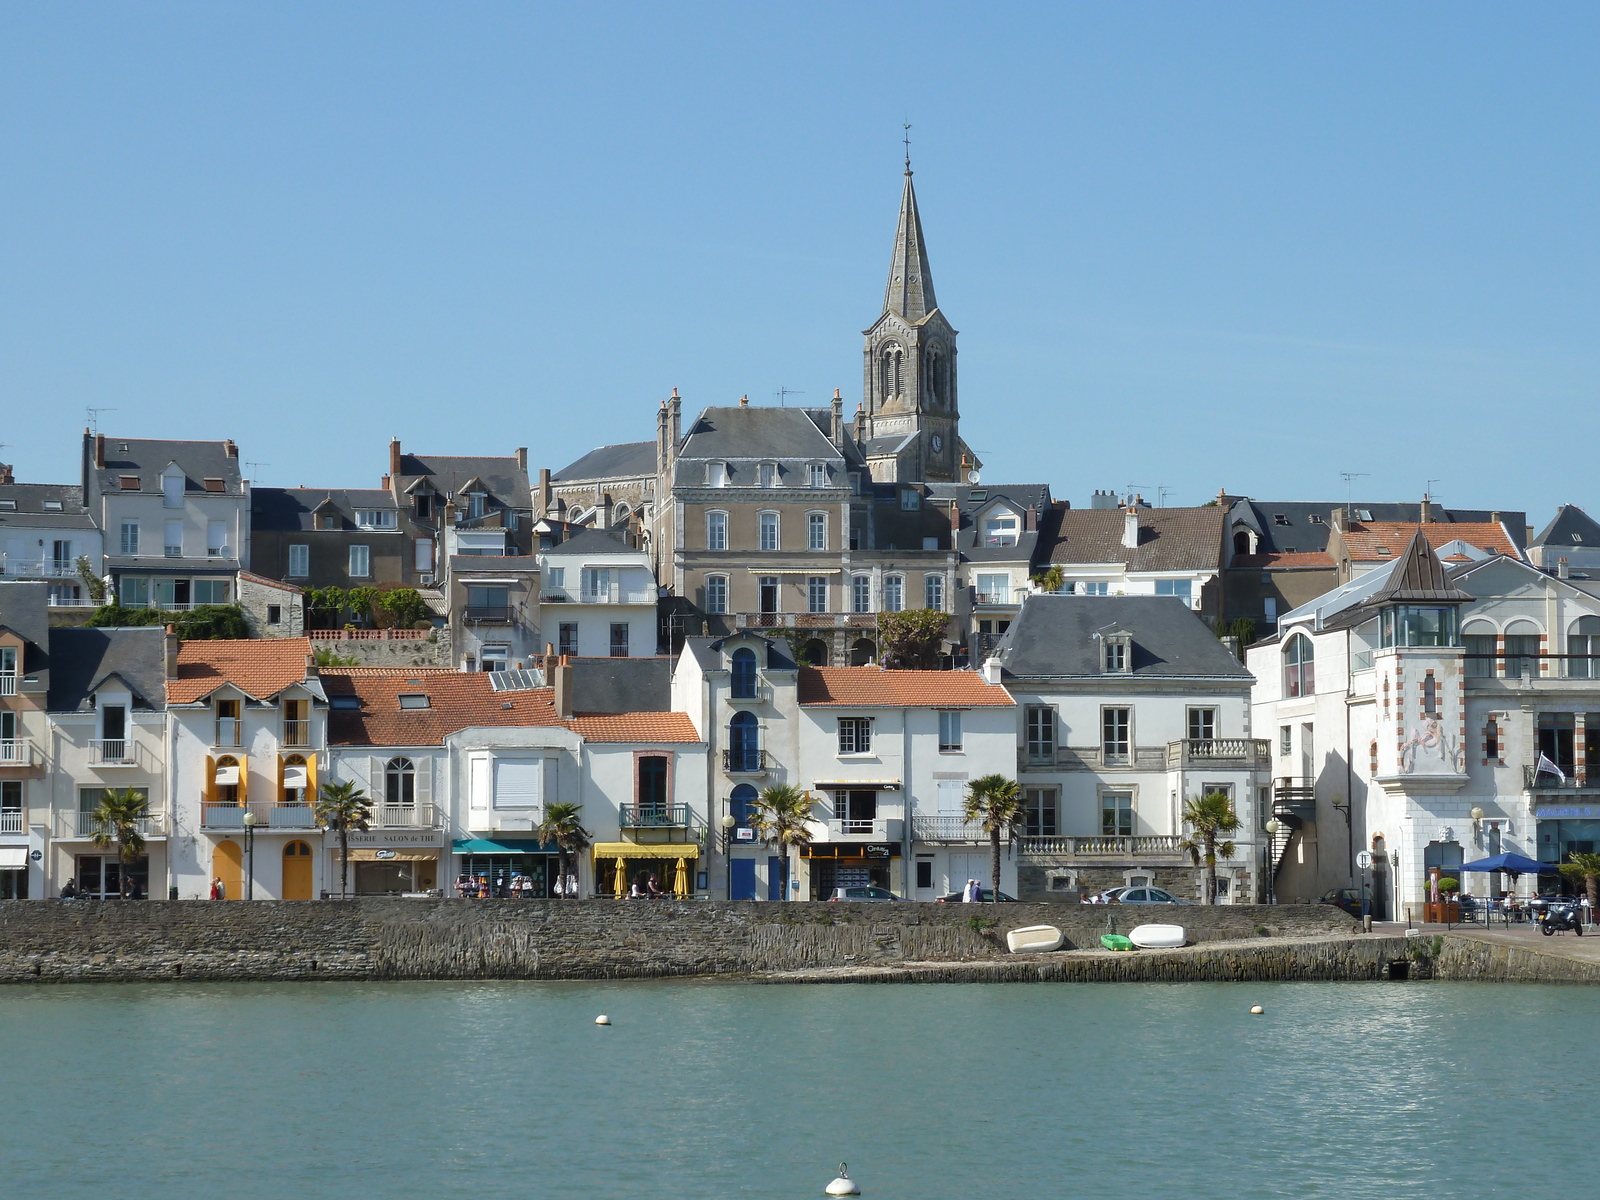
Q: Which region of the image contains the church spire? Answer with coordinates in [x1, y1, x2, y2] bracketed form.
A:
[883, 164, 937, 322]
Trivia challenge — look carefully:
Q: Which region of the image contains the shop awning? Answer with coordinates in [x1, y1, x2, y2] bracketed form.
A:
[591, 841, 699, 860]
[0, 847, 26, 869]
[452, 837, 559, 855]
[812, 780, 901, 791]
[282, 766, 308, 788]
[214, 766, 241, 785]
[343, 848, 440, 862]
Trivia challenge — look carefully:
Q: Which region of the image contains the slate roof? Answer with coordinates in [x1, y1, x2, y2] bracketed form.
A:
[797, 666, 1013, 707]
[552, 442, 657, 482]
[1336, 521, 1518, 562]
[46, 627, 167, 712]
[91, 436, 243, 495]
[0, 581, 52, 683]
[994, 595, 1251, 680]
[1236, 501, 1528, 555]
[882, 169, 938, 323]
[396, 454, 532, 509]
[1230, 552, 1335, 569]
[0, 482, 95, 530]
[1044, 504, 1224, 573]
[677, 406, 841, 462]
[927, 482, 1052, 565]
[1530, 505, 1600, 551]
[250, 487, 399, 532]
[543, 528, 641, 557]
[567, 657, 674, 713]
[168, 638, 314, 704]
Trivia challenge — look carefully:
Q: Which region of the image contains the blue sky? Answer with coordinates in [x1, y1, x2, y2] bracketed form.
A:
[3, 3, 1598, 524]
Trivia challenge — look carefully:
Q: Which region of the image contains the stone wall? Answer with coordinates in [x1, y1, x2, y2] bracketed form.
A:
[0, 899, 1356, 984]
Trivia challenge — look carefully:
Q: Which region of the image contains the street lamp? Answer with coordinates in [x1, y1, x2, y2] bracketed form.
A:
[242, 808, 258, 901]
[720, 814, 738, 901]
[1470, 805, 1485, 847]
[1264, 817, 1281, 906]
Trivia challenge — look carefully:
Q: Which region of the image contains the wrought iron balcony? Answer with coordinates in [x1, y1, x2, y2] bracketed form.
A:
[1523, 763, 1590, 791]
[463, 605, 517, 624]
[721, 748, 768, 775]
[1273, 778, 1317, 822]
[88, 739, 138, 766]
[619, 803, 695, 830]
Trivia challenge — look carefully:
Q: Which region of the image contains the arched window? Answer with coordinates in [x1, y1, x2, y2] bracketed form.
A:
[728, 711, 760, 772]
[386, 757, 415, 807]
[880, 344, 902, 400]
[1233, 531, 1252, 557]
[850, 638, 877, 667]
[1570, 616, 1600, 679]
[730, 783, 758, 827]
[1504, 619, 1541, 679]
[730, 647, 758, 698]
[706, 511, 728, 551]
[1463, 619, 1497, 678]
[283, 753, 308, 806]
[612, 503, 631, 526]
[801, 638, 829, 666]
[1283, 634, 1314, 698]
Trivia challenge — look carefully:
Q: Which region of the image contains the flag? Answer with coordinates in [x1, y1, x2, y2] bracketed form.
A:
[1537, 753, 1567, 783]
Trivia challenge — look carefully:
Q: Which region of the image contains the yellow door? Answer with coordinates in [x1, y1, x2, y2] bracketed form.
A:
[282, 841, 313, 900]
[213, 841, 243, 901]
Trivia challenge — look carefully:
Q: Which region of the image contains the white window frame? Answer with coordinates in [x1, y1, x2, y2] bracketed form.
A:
[806, 511, 828, 551]
[924, 573, 944, 612]
[838, 717, 873, 756]
[349, 544, 370, 578]
[705, 574, 729, 615]
[807, 463, 827, 488]
[288, 544, 309, 578]
[706, 510, 728, 552]
[207, 520, 227, 558]
[120, 521, 140, 557]
[883, 574, 904, 612]
[758, 510, 780, 552]
[807, 576, 828, 614]
[938, 710, 962, 752]
[758, 462, 778, 488]
[706, 461, 729, 488]
[1026, 705, 1056, 762]
[163, 520, 183, 559]
[851, 574, 872, 614]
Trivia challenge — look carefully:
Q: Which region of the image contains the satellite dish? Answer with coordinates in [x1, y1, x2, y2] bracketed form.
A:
[968, 469, 981, 484]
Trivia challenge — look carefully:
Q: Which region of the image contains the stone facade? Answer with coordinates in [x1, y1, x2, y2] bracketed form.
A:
[238, 571, 305, 638]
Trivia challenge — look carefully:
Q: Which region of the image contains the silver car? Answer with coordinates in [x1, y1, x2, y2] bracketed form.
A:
[829, 886, 900, 902]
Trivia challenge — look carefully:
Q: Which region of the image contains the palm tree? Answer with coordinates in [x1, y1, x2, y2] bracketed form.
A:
[1030, 565, 1065, 595]
[1561, 851, 1600, 916]
[313, 779, 372, 899]
[963, 774, 1024, 900]
[90, 787, 150, 898]
[745, 784, 815, 901]
[534, 802, 592, 898]
[1178, 790, 1241, 904]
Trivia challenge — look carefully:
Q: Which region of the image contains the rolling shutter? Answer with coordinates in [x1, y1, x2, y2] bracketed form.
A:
[493, 759, 542, 809]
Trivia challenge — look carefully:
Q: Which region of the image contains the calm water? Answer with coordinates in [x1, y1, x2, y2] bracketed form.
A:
[0, 978, 1588, 1198]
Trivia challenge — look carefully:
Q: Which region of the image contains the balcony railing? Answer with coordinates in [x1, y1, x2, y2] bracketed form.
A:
[373, 803, 442, 829]
[1166, 738, 1271, 769]
[201, 801, 317, 830]
[55, 812, 167, 840]
[1018, 834, 1184, 857]
[463, 605, 517, 624]
[733, 612, 877, 630]
[579, 585, 657, 605]
[823, 816, 903, 841]
[974, 590, 1011, 607]
[1, 559, 78, 579]
[0, 811, 21, 834]
[619, 803, 695, 830]
[0, 671, 15, 697]
[214, 719, 241, 747]
[0, 739, 36, 767]
[282, 720, 311, 748]
[722, 748, 768, 774]
[88, 739, 137, 766]
[725, 682, 772, 705]
[1524, 763, 1590, 791]
[1273, 778, 1317, 821]
[913, 814, 987, 842]
[310, 629, 430, 641]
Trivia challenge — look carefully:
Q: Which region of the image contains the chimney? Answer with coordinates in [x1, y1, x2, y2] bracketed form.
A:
[657, 399, 670, 473]
[305, 652, 316, 676]
[515, 447, 528, 471]
[1222, 635, 1241, 660]
[380, 474, 390, 491]
[95, 434, 106, 469]
[1420, 494, 1433, 523]
[1559, 557, 1571, 579]
[1025, 505, 1038, 532]
[1490, 511, 1502, 527]
[0, 463, 11, 486]
[738, 394, 749, 407]
[830, 388, 844, 446]
[983, 656, 1003, 684]
[389, 438, 402, 482]
[164, 626, 180, 681]
[1122, 505, 1140, 550]
[537, 467, 552, 517]
[553, 658, 575, 718]
[223, 439, 238, 459]
[854, 401, 867, 442]
[668, 388, 682, 458]
[1331, 507, 1346, 532]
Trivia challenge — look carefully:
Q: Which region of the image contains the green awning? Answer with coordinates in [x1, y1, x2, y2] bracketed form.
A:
[452, 838, 559, 855]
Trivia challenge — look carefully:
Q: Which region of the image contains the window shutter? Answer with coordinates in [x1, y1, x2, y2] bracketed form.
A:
[542, 757, 558, 809]
[493, 759, 542, 808]
[236, 754, 249, 803]
[937, 779, 965, 815]
[368, 756, 383, 801]
[415, 757, 432, 807]
[306, 753, 318, 802]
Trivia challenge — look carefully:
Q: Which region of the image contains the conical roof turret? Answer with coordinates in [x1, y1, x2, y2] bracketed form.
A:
[883, 169, 938, 322]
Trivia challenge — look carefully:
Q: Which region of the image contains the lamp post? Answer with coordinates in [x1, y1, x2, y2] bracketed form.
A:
[1470, 805, 1485, 848]
[720, 814, 737, 900]
[242, 808, 258, 901]
[1264, 818, 1281, 905]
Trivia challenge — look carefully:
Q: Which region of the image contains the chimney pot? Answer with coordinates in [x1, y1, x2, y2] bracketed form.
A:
[1559, 557, 1571, 579]
[1420, 494, 1434, 523]
[739, 394, 748, 407]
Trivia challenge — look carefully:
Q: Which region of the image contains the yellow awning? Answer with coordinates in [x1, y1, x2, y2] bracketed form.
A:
[591, 842, 699, 861]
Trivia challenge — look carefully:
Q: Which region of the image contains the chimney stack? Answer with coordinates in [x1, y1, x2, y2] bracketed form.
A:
[1420, 494, 1434, 523]
[95, 434, 106, 469]
[553, 658, 575, 718]
[0, 463, 12, 486]
[668, 388, 682, 459]
[164, 626, 180, 681]
[223, 439, 238, 459]
[1122, 505, 1140, 550]
[738, 394, 749, 407]
[515, 447, 528, 471]
[389, 438, 402, 482]
[657, 400, 670, 473]
[537, 467, 552, 517]
[380, 474, 390, 491]
[830, 388, 844, 446]
[1331, 507, 1346, 531]
[854, 402, 866, 443]
[1559, 557, 1571, 579]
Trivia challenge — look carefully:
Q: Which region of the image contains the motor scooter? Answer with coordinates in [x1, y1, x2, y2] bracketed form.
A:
[1538, 901, 1584, 936]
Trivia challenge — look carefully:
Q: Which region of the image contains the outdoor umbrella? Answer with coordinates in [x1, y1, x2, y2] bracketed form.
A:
[673, 857, 688, 897]
[613, 856, 627, 898]
[1460, 853, 1558, 875]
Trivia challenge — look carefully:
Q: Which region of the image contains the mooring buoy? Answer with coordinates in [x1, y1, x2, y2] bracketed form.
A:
[595, 1014, 611, 1025]
[1249, 1005, 1264, 1015]
[825, 1162, 860, 1195]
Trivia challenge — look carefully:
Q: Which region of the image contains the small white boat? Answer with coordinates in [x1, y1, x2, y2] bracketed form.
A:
[1005, 924, 1065, 953]
[1128, 923, 1186, 949]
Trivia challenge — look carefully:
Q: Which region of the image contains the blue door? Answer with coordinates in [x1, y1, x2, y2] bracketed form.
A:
[767, 855, 783, 901]
[730, 858, 757, 901]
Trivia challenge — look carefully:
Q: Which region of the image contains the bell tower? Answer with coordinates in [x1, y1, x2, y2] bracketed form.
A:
[860, 156, 964, 483]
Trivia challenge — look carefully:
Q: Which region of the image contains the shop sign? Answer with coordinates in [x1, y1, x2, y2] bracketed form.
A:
[30, 850, 42, 861]
[333, 830, 446, 848]
[1537, 806, 1598, 819]
[374, 849, 397, 860]
[734, 828, 755, 842]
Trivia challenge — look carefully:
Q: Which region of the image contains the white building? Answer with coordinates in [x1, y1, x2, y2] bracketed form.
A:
[989, 593, 1267, 902]
[0, 477, 103, 609]
[538, 527, 659, 658]
[1251, 531, 1600, 917]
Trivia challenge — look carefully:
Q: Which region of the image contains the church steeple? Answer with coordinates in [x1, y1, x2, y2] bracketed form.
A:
[883, 167, 938, 322]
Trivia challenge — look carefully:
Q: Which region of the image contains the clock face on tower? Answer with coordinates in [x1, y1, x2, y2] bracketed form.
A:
[930, 434, 943, 453]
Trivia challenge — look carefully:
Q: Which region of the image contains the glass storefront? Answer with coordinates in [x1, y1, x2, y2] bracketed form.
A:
[76, 855, 149, 899]
[1539, 818, 1600, 893]
[456, 854, 557, 897]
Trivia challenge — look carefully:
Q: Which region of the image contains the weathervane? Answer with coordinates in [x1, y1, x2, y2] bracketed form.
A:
[903, 122, 912, 172]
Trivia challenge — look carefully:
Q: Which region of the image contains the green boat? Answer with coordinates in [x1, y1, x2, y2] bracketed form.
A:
[1101, 933, 1135, 951]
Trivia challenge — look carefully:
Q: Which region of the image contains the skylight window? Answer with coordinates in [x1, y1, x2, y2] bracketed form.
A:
[1356, 509, 1373, 521]
[43, 499, 63, 511]
[330, 694, 361, 710]
[1376, 546, 1391, 555]
[1573, 534, 1584, 544]
[1308, 514, 1324, 524]
[968, 491, 988, 501]
[0, 500, 14, 511]
[1274, 514, 1290, 525]
[398, 694, 431, 709]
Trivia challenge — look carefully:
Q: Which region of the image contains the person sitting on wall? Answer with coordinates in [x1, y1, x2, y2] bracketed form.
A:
[629, 873, 647, 899]
[60, 878, 78, 900]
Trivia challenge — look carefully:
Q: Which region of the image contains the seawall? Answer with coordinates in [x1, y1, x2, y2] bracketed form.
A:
[0, 899, 1355, 984]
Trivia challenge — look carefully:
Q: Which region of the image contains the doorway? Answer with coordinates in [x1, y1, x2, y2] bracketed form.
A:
[282, 840, 314, 900]
[730, 858, 757, 901]
[213, 840, 243, 900]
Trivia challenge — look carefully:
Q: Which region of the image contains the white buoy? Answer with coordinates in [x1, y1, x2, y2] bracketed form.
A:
[1249, 1005, 1264, 1015]
[825, 1163, 860, 1196]
[595, 1014, 611, 1025]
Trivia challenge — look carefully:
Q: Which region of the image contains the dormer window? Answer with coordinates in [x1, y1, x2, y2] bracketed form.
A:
[900, 488, 921, 511]
[356, 510, 395, 529]
[467, 492, 487, 520]
[1102, 634, 1131, 673]
[321, 514, 339, 530]
[807, 463, 827, 488]
[1273, 514, 1291, 526]
[119, 476, 141, 491]
[203, 478, 225, 493]
[162, 470, 185, 508]
[707, 461, 729, 488]
[983, 513, 1018, 547]
[1574, 533, 1585, 544]
[758, 463, 778, 488]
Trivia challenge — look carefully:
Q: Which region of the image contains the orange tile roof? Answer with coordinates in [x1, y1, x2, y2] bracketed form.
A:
[168, 638, 313, 703]
[1339, 521, 1518, 561]
[566, 712, 701, 743]
[798, 666, 1014, 707]
[1231, 552, 1335, 569]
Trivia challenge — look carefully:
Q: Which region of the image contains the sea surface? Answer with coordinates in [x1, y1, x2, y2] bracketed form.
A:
[0, 977, 1586, 1198]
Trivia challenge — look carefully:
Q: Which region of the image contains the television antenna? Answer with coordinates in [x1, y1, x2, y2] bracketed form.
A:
[245, 460, 271, 483]
[86, 407, 117, 434]
[1123, 482, 1149, 505]
[1339, 472, 1369, 510]
[1156, 486, 1174, 508]
[1424, 478, 1441, 500]
[774, 387, 805, 407]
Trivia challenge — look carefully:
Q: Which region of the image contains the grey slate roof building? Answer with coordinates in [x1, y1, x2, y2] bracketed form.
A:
[1228, 499, 1528, 558]
[927, 483, 1053, 565]
[552, 442, 658, 484]
[84, 435, 244, 497]
[0, 581, 52, 686]
[673, 406, 845, 480]
[46, 627, 167, 713]
[992, 595, 1251, 681]
[0, 482, 96, 532]
[1043, 503, 1226, 574]
[251, 487, 398, 531]
[1527, 505, 1600, 574]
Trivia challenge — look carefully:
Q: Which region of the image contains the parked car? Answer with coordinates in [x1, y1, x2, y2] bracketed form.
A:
[934, 888, 1018, 903]
[829, 886, 900, 902]
[1093, 886, 1133, 904]
[1319, 887, 1373, 917]
[1116, 887, 1186, 904]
